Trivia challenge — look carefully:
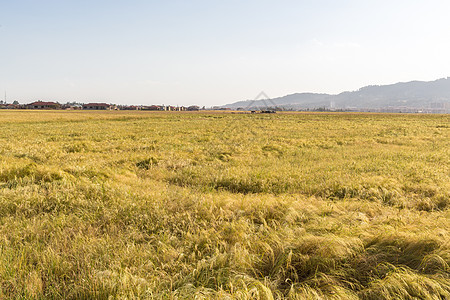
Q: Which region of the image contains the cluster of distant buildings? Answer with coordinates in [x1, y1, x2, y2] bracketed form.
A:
[0, 101, 203, 111]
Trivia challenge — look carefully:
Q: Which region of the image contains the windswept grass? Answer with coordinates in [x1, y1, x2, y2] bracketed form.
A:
[0, 111, 448, 299]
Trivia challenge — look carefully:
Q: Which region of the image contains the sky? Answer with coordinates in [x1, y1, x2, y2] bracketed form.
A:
[1, 0, 450, 106]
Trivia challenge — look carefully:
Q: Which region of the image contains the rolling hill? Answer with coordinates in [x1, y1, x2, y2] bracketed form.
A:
[222, 78, 450, 112]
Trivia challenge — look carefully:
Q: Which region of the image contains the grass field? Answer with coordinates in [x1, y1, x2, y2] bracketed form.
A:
[0, 110, 449, 299]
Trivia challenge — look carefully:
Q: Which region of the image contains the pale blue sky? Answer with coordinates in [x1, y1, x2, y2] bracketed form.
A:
[1, 1, 450, 106]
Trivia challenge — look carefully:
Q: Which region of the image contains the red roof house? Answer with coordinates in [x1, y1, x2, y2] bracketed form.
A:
[27, 101, 61, 109]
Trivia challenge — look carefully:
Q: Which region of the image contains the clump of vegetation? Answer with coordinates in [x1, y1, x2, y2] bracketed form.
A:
[136, 157, 159, 170]
[0, 110, 448, 298]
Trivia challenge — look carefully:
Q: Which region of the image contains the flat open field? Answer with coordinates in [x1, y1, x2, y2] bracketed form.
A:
[0, 110, 449, 299]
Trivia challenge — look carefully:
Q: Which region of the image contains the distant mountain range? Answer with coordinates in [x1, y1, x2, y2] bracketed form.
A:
[222, 78, 450, 112]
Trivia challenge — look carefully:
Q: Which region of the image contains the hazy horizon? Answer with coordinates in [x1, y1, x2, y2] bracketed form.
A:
[2, 1, 450, 106]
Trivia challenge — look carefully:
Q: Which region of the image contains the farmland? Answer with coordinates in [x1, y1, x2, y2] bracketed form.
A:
[0, 110, 449, 299]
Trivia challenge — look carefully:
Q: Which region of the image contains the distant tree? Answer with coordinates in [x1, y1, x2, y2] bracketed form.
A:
[187, 105, 200, 111]
[12, 100, 19, 105]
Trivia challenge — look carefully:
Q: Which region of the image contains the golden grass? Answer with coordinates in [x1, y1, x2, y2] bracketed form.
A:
[0, 110, 448, 299]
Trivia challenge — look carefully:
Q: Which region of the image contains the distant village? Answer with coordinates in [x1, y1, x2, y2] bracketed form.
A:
[0, 100, 209, 111]
[0, 100, 280, 112]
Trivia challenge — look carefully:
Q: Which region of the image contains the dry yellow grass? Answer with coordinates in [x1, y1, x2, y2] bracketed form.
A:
[0, 110, 448, 299]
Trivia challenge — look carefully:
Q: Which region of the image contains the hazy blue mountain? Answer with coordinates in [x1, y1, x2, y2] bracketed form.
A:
[222, 78, 450, 111]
